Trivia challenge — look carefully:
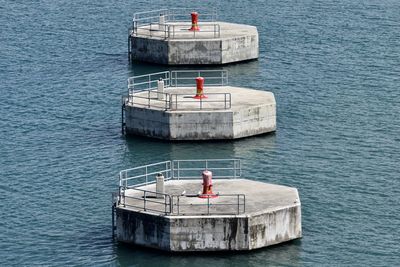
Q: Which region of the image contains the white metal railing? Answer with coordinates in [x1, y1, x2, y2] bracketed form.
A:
[117, 159, 244, 215]
[127, 71, 170, 92]
[121, 188, 173, 214]
[119, 159, 241, 189]
[133, 8, 217, 26]
[119, 161, 172, 189]
[125, 70, 230, 110]
[170, 70, 228, 87]
[172, 159, 241, 180]
[131, 8, 220, 39]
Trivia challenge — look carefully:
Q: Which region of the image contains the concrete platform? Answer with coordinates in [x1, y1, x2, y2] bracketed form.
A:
[124, 86, 276, 140]
[115, 179, 302, 251]
[130, 22, 259, 65]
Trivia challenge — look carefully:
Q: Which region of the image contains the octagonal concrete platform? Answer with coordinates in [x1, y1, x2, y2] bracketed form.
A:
[124, 86, 276, 140]
[130, 22, 258, 65]
[115, 179, 302, 251]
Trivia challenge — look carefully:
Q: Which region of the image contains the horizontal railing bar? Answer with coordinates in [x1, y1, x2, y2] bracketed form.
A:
[172, 167, 238, 171]
[122, 170, 171, 181]
[134, 15, 168, 21]
[128, 71, 169, 80]
[125, 197, 168, 206]
[124, 204, 168, 213]
[173, 159, 236, 162]
[171, 70, 226, 73]
[171, 77, 224, 81]
[120, 161, 171, 173]
[134, 9, 168, 16]
[122, 170, 172, 180]
[171, 177, 238, 180]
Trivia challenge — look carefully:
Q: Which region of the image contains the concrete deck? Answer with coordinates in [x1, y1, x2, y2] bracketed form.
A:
[123, 179, 299, 216]
[124, 86, 276, 140]
[130, 86, 274, 111]
[130, 22, 259, 65]
[134, 22, 257, 40]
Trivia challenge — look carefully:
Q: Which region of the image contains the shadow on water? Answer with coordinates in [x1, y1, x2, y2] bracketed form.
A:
[115, 239, 302, 267]
[128, 58, 260, 80]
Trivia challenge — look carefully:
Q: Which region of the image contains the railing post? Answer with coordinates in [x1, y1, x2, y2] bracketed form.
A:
[207, 197, 210, 215]
[144, 191, 146, 211]
[177, 161, 180, 180]
[123, 191, 126, 207]
[170, 195, 173, 214]
[224, 94, 227, 109]
[145, 166, 148, 184]
[243, 195, 245, 213]
[177, 196, 180, 215]
[214, 24, 216, 38]
[237, 195, 240, 215]
[165, 195, 167, 214]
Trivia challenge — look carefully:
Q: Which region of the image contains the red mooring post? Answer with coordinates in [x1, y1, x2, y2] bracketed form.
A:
[199, 170, 218, 198]
[193, 76, 207, 99]
[189, 12, 200, 31]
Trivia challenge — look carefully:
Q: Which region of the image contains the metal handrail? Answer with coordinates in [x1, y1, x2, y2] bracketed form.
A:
[122, 188, 172, 214]
[117, 159, 244, 216]
[127, 70, 227, 91]
[133, 8, 217, 24]
[119, 160, 172, 189]
[168, 93, 231, 110]
[131, 8, 219, 39]
[120, 190, 245, 216]
[172, 159, 241, 180]
[127, 71, 170, 91]
[119, 159, 241, 188]
[131, 23, 221, 40]
[125, 70, 230, 110]
[170, 70, 228, 87]
[172, 194, 245, 215]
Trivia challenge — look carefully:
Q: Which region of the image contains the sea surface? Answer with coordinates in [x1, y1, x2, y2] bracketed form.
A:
[1, 0, 399, 266]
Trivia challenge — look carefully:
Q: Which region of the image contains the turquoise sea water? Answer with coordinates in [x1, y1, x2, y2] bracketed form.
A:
[1, 0, 399, 266]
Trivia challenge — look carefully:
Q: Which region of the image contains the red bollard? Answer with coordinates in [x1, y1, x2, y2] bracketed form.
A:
[199, 170, 218, 198]
[189, 12, 200, 31]
[193, 77, 208, 99]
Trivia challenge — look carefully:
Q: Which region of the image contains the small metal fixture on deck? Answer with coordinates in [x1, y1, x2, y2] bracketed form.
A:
[193, 76, 207, 99]
[199, 170, 217, 198]
[189, 12, 200, 31]
[112, 159, 302, 252]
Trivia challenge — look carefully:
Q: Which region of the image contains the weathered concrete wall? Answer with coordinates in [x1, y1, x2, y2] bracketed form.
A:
[232, 103, 276, 139]
[116, 208, 171, 250]
[169, 111, 233, 140]
[168, 40, 222, 65]
[125, 105, 275, 140]
[125, 106, 170, 138]
[249, 204, 302, 249]
[125, 106, 234, 140]
[169, 216, 249, 251]
[116, 204, 301, 251]
[131, 37, 168, 64]
[221, 34, 259, 64]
